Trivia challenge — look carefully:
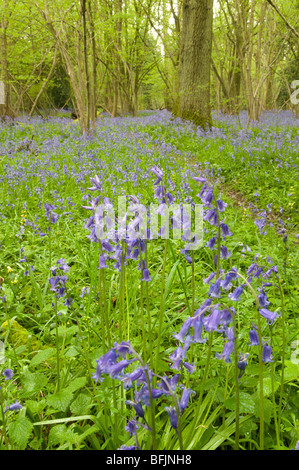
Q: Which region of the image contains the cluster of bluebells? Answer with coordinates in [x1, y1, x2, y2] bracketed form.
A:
[168, 175, 281, 375]
[48, 259, 73, 311]
[82, 168, 178, 282]
[92, 341, 195, 449]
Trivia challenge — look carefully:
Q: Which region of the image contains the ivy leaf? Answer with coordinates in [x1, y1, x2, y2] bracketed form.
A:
[8, 417, 33, 450]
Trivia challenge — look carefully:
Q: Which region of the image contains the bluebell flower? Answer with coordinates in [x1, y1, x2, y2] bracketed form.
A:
[203, 271, 216, 284]
[203, 307, 222, 332]
[220, 245, 230, 259]
[215, 339, 234, 363]
[118, 445, 137, 450]
[142, 268, 151, 282]
[179, 387, 196, 412]
[109, 359, 136, 378]
[249, 328, 259, 346]
[259, 308, 279, 324]
[169, 346, 183, 370]
[183, 361, 196, 373]
[209, 278, 222, 298]
[173, 317, 192, 342]
[182, 333, 192, 358]
[121, 368, 143, 389]
[125, 399, 145, 418]
[125, 419, 139, 437]
[216, 199, 228, 212]
[158, 374, 180, 395]
[238, 353, 249, 378]
[258, 289, 270, 307]
[4, 400, 22, 414]
[99, 254, 106, 269]
[165, 406, 178, 429]
[221, 223, 233, 239]
[206, 237, 216, 250]
[201, 188, 213, 205]
[114, 341, 132, 358]
[228, 285, 244, 301]
[3, 368, 14, 380]
[221, 270, 237, 290]
[191, 314, 206, 343]
[262, 343, 274, 363]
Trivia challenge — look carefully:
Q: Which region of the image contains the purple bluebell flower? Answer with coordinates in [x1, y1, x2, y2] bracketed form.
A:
[165, 406, 178, 429]
[262, 343, 274, 363]
[203, 271, 216, 284]
[173, 317, 192, 342]
[206, 237, 216, 250]
[215, 339, 234, 363]
[182, 333, 192, 358]
[259, 308, 279, 324]
[209, 278, 222, 298]
[238, 353, 249, 378]
[220, 223, 233, 238]
[88, 175, 102, 192]
[125, 419, 139, 437]
[158, 374, 180, 395]
[183, 362, 196, 373]
[216, 199, 228, 212]
[221, 270, 237, 290]
[169, 346, 183, 370]
[203, 307, 222, 332]
[3, 368, 14, 380]
[142, 268, 151, 282]
[201, 188, 213, 205]
[152, 165, 163, 185]
[204, 209, 218, 226]
[118, 445, 137, 450]
[220, 245, 230, 259]
[258, 289, 270, 307]
[121, 368, 143, 389]
[125, 399, 145, 419]
[80, 286, 90, 298]
[249, 328, 259, 346]
[4, 400, 22, 414]
[109, 359, 136, 378]
[193, 176, 206, 184]
[228, 285, 244, 301]
[114, 341, 132, 358]
[191, 314, 206, 343]
[92, 348, 118, 383]
[179, 387, 196, 412]
[99, 254, 106, 269]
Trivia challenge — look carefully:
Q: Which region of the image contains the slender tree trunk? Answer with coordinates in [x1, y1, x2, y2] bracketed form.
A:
[0, 1, 13, 118]
[178, 0, 214, 129]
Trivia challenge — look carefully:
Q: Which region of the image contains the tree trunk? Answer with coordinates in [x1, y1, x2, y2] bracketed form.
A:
[178, 0, 214, 129]
[0, 1, 13, 119]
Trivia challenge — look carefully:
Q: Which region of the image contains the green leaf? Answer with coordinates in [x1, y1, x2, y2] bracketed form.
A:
[224, 392, 256, 414]
[23, 372, 48, 394]
[30, 347, 56, 367]
[47, 389, 73, 412]
[48, 424, 67, 447]
[70, 393, 91, 415]
[8, 417, 33, 450]
[65, 376, 87, 393]
[283, 360, 299, 382]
